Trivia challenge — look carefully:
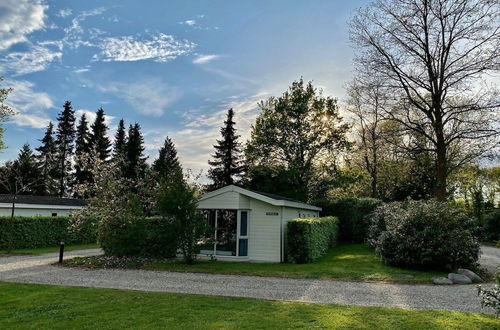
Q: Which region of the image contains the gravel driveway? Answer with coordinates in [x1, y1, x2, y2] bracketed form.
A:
[480, 245, 500, 274]
[0, 248, 495, 315]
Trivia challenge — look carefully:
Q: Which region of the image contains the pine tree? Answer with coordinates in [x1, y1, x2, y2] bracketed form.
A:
[208, 108, 244, 190]
[89, 107, 111, 161]
[113, 119, 127, 160]
[55, 101, 76, 197]
[124, 123, 147, 182]
[36, 122, 58, 196]
[8, 144, 42, 195]
[74, 114, 91, 189]
[153, 137, 182, 183]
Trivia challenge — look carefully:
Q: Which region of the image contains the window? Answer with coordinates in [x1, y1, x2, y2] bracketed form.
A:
[238, 239, 248, 256]
[240, 211, 248, 236]
[51, 213, 57, 217]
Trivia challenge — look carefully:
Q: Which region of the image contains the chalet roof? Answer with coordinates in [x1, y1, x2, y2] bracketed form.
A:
[0, 194, 85, 207]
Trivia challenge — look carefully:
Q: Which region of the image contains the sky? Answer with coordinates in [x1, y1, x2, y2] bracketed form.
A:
[0, 0, 370, 175]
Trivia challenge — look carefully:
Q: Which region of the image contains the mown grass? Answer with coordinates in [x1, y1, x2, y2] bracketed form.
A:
[68, 244, 446, 284]
[0, 243, 99, 255]
[0, 282, 497, 329]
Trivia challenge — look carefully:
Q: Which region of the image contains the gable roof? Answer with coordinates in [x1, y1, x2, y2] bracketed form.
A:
[199, 185, 321, 211]
[0, 194, 85, 207]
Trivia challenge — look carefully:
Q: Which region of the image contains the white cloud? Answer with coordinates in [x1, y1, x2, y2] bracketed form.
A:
[192, 54, 219, 65]
[57, 8, 72, 18]
[180, 20, 196, 26]
[93, 33, 196, 62]
[0, 0, 47, 50]
[62, 7, 106, 49]
[73, 68, 90, 73]
[0, 44, 62, 76]
[75, 109, 115, 127]
[98, 79, 180, 116]
[4, 80, 53, 128]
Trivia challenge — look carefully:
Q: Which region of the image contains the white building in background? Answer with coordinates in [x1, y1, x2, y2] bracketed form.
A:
[0, 195, 85, 217]
[197, 185, 321, 263]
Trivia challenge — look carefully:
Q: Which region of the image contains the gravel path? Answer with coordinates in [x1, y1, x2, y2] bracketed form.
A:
[480, 245, 500, 274]
[0, 248, 495, 315]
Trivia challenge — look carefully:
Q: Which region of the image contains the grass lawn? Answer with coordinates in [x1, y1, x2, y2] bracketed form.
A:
[0, 243, 99, 255]
[0, 282, 497, 329]
[68, 244, 446, 284]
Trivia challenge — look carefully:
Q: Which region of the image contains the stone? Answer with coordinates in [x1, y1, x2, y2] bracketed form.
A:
[448, 273, 472, 284]
[432, 277, 453, 285]
[457, 268, 484, 283]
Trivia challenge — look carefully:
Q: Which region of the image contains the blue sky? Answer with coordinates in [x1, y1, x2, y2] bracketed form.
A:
[0, 0, 369, 173]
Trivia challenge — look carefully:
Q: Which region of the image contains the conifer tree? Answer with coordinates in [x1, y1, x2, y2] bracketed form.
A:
[36, 122, 58, 196]
[74, 114, 91, 189]
[153, 137, 182, 182]
[89, 107, 111, 161]
[4, 144, 42, 195]
[55, 101, 76, 197]
[208, 108, 244, 190]
[113, 119, 127, 160]
[124, 123, 147, 182]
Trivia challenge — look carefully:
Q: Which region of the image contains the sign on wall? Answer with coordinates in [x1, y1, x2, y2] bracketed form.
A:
[266, 212, 279, 216]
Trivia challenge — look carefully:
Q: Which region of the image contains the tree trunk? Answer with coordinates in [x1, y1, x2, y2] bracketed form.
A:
[435, 131, 447, 201]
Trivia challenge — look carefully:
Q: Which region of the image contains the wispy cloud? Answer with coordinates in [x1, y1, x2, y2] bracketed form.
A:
[192, 54, 219, 65]
[180, 20, 196, 26]
[75, 109, 116, 127]
[73, 68, 90, 73]
[0, 44, 62, 76]
[62, 7, 106, 49]
[93, 33, 196, 62]
[0, 0, 47, 51]
[98, 78, 180, 116]
[57, 8, 72, 18]
[4, 80, 53, 129]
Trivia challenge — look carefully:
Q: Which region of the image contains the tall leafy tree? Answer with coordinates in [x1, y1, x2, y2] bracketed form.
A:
[55, 101, 76, 197]
[74, 114, 92, 190]
[124, 123, 147, 183]
[89, 107, 111, 161]
[350, 0, 500, 200]
[153, 136, 182, 183]
[245, 79, 350, 201]
[208, 108, 244, 190]
[36, 122, 58, 196]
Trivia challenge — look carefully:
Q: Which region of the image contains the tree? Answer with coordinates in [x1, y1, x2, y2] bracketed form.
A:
[35, 122, 58, 196]
[74, 114, 91, 190]
[89, 107, 111, 161]
[245, 79, 350, 201]
[113, 119, 127, 160]
[0, 77, 15, 151]
[208, 108, 244, 190]
[124, 123, 147, 184]
[1, 144, 42, 196]
[55, 101, 76, 197]
[153, 136, 182, 183]
[350, 0, 500, 200]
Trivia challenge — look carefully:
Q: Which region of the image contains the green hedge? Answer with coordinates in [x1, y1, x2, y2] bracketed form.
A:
[0, 216, 97, 250]
[286, 216, 339, 264]
[98, 216, 178, 258]
[314, 198, 382, 242]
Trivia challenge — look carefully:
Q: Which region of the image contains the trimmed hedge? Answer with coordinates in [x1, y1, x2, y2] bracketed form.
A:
[0, 216, 97, 250]
[286, 216, 339, 264]
[98, 216, 178, 258]
[314, 198, 382, 243]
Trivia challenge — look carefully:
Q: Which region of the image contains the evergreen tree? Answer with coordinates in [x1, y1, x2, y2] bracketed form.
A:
[208, 108, 244, 190]
[3, 144, 42, 195]
[124, 123, 147, 182]
[55, 101, 76, 197]
[89, 107, 111, 161]
[35, 122, 58, 196]
[74, 114, 92, 190]
[153, 137, 182, 182]
[113, 119, 127, 160]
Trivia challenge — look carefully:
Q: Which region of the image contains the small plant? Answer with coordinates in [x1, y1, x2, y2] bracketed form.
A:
[478, 270, 500, 317]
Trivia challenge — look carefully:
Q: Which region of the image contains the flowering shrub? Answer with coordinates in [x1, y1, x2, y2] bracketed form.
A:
[478, 271, 500, 317]
[66, 255, 160, 269]
[368, 200, 480, 271]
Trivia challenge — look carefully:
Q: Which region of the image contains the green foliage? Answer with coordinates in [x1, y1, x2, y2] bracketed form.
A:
[152, 136, 182, 184]
[315, 197, 382, 243]
[483, 208, 500, 243]
[286, 216, 339, 263]
[89, 107, 111, 161]
[478, 268, 500, 316]
[55, 101, 76, 197]
[368, 200, 480, 271]
[98, 215, 177, 258]
[35, 122, 59, 196]
[0, 216, 96, 250]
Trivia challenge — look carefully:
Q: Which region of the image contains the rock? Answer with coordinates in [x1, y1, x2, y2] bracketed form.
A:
[457, 268, 483, 283]
[448, 273, 472, 284]
[432, 277, 453, 285]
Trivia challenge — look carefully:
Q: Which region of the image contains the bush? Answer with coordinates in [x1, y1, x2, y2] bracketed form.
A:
[478, 269, 500, 316]
[98, 216, 178, 258]
[0, 216, 97, 250]
[286, 216, 339, 263]
[368, 200, 480, 271]
[314, 198, 382, 242]
[482, 209, 500, 243]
